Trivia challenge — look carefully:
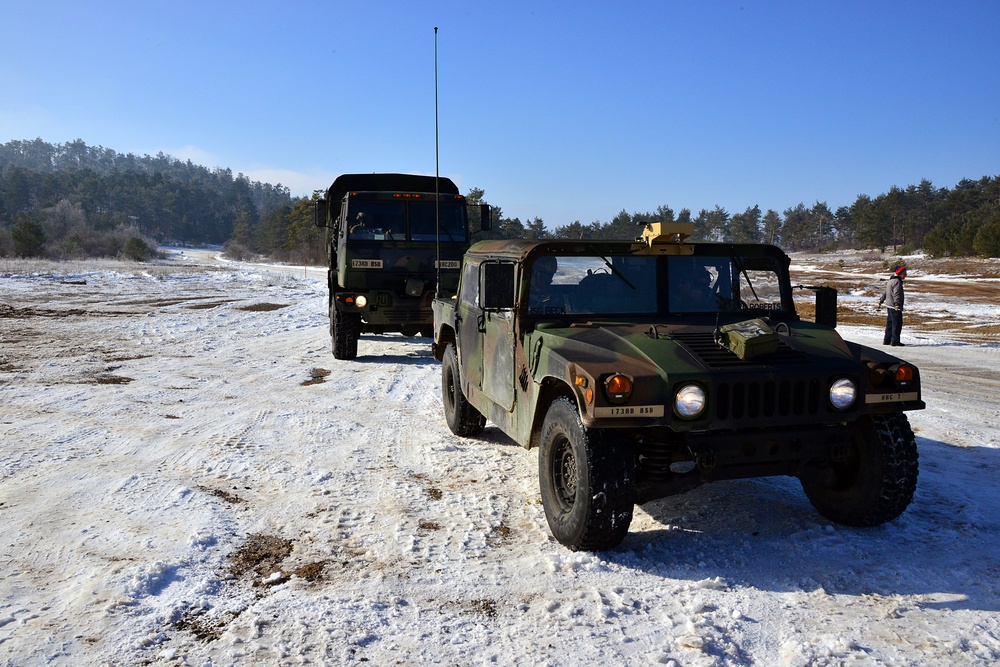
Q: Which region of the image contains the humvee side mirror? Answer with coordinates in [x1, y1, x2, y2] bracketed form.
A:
[813, 286, 838, 328]
[479, 204, 492, 232]
[480, 262, 516, 310]
[314, 199, 328, 228]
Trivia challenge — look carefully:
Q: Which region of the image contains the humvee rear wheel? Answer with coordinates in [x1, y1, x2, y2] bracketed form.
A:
[538, 398, 635, 551]
[331, 306, 360, 360]
[801, 413, 918, 526]
[442, 344, 486, 436]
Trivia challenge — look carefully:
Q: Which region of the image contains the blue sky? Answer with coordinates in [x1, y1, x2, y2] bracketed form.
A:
[2, 1, 997, 227]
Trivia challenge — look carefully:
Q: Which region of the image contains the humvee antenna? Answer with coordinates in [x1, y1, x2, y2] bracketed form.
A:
[434, 26, 441, 298]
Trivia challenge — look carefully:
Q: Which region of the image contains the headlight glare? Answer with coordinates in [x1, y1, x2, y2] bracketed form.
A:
[355, 294, 368, 308]
[829, 377, 856, 410]
[674, 384, 706, 418]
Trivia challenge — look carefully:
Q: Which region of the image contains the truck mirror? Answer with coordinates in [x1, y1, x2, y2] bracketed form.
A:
[480, 262, 515, 310]
[314, 199, 328, 227]
[479, 204, 492, 232]
[814, 286, 838, 328]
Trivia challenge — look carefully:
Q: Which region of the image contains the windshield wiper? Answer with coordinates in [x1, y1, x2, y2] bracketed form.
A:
[599, 255, 637, 290]
[729, 252, 760, 302]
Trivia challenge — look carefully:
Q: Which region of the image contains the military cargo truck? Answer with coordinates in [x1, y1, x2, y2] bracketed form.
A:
[432, 223, 924, 551]
[315, 173, 490, 359]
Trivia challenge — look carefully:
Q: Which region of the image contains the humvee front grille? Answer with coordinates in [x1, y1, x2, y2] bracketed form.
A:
[672, 331, 806, 368]
[714, 378, 823, 421]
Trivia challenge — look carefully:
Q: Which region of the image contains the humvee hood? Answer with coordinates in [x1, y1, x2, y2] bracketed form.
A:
[534, 322, 705, 374]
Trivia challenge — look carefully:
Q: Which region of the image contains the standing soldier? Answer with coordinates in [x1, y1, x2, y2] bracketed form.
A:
[879, 265, 907, 346]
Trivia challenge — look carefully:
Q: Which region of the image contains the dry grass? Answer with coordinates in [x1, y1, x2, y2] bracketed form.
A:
[790, 251, 1000, 341]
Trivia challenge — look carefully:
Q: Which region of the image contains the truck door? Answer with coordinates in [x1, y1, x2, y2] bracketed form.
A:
[479, 261, 517, 412]
[456, 260, 484, 395]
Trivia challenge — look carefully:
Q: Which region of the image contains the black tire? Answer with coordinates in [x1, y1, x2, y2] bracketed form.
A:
[331, 305, 360, 360]
[441, 344, 486, 436]
[538, 398, 635, 551]
[801, 413, 918, 526]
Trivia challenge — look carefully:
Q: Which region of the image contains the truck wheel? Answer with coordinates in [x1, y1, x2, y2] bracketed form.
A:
[801, 413, 918, 526]
[538, 398, 635, 551]
[442, 344, 486, 436]
[331, 306, 360, 360]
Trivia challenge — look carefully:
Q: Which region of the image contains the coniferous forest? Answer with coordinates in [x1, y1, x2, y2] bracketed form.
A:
[1, 138, 998, 262]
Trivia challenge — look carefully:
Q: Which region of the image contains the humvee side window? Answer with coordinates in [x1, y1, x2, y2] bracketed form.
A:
[460, 260, 480, 308]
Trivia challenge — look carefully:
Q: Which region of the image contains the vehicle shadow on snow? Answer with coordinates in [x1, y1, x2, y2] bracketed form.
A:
[352, 334, 437, 366]
[608, 435, 1000, 612]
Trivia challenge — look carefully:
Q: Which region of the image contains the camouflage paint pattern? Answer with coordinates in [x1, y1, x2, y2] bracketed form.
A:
[434, 232, 925, 502]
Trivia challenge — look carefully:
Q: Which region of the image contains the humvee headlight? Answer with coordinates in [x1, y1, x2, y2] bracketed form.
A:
[674, 384, 706, 418]
[604, 374, 633, 403]
[829, 378, 857, 410]
[355, 295, 368, 308]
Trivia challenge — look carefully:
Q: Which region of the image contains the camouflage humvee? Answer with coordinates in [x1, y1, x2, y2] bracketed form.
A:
[432, 223, 924, 551]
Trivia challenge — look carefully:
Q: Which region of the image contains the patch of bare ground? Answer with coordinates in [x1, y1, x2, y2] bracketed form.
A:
[238, 303, 289, 312]
[301, 368, 331, 386]
[229, 533, 293, 579]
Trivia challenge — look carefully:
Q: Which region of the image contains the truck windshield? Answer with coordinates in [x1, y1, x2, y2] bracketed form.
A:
[409, 202, 468, 242]
[346, 201, 407, 240]
[346, 200, 468, 242]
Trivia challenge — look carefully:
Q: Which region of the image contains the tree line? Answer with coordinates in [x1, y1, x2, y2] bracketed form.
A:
[1, 138, 997, 261]
[475, 176, 1000, 257]
[0, 138, 294, 260]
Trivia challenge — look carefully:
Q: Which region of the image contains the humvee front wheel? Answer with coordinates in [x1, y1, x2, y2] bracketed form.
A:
[538, 398, 635, 551]
[442, 344, 486, 436]
[801, 413, 918, 526]
[331, 306, 360, 360]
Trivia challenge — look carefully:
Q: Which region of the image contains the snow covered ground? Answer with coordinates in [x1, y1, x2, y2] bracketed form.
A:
[2, 249, 999, 666]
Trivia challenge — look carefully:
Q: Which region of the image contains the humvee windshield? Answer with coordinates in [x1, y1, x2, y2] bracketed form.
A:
[346, 200, 468, 242]
[526, 253, 789, 318]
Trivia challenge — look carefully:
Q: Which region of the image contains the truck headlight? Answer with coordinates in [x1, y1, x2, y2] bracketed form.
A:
[674, 384, 706, 419]
[355, 295, 368, 308]
[829, 377, 856, 410]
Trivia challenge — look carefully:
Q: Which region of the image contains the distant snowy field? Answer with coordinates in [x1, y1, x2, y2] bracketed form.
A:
[2, 249, 999, 666]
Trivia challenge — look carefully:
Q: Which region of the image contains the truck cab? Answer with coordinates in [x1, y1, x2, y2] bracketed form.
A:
[315, 173, 489, 359]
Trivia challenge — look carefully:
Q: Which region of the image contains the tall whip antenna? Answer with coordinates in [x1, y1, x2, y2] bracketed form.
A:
[434, 27, 441, 297]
